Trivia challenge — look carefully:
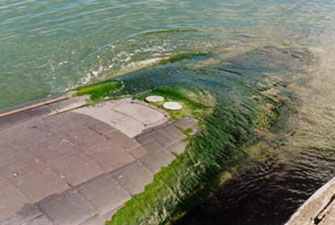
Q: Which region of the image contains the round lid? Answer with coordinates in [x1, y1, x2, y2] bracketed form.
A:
[145, 95, 165, 103]
[163, 101, 183, 111]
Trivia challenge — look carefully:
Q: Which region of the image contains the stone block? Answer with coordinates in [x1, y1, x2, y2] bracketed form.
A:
[113, 101, 167, 126]
[166, 141, 188, 155]
[46, 152, 103, 186]
[174, 117, 197, 130]
[4, 163, 69, 202]
[74, 105, 146, 138]
[140, 141, 175, 173]
[29, 215, 54, 225]
[105, 130, 138, 150]
[161, 125, 187, 140]
[78, 174, 131, 214]
[0, 139, 21, 168]
[112, 161, 154, 195]
[38, 190, 96, 225]
[79, 208, 119, 225]
[0, 176, 30, 223]
[125, 145, 147, 159]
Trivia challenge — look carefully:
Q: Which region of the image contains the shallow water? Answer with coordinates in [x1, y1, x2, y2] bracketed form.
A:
[1, 0, 334, 109]
[2, 1, 335, 224]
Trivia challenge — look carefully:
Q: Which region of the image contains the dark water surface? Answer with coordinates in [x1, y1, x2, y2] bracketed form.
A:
[2, 1, 335, 225]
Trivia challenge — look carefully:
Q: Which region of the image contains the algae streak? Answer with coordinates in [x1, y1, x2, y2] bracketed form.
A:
[76, 80, 122, 102]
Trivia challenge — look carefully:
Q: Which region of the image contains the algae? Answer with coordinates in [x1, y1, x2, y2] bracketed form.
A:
[76, 80, 122, 101]
[72, 46, 310, 225]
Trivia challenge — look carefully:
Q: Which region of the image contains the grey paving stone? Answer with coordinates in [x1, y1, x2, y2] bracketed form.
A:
[75, 106, 146, 138]
[78, 174, 131, 214]
[3, 126, 76, 162]
[0, 105, 50, 131]
[174, 117, 198, 130]
[3, 215, 28, 225]
[0, 139, 21, 168]
[2, 125, 51, 148]
[16, 203, 43, 221]
[112, 161, 154, 196]
[86, 120, 116, 136]
[105, 130, 139, 150]
[28, 215, 54, 225]
[137, 130, 177, 148]
[0, 176, 30, 223]
[47, 96, 88, 115]
[140, 141, 175, 173]
[125, 144, 148, 159]
[154, 130, 178, 147]
[0, 98, 190, 225]
[79, 208, 119, 225]
[4, 163, 69, 202]
[38, 190, 96, 225]
[161, 125, 187, 140]
[38, 113, 80, 131]
[166, 141, 188, 155]
[113, 101, 167, 126]
[135, 132, 155, 145]
[29, 140, 78, 162]
[57, 125, 108, 149]
[46, 152, 103, 186]
[85, 144, 135, 173]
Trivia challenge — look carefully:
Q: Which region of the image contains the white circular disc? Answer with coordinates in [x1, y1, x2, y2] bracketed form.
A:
[163, 101, 183, 111]
[145, 95, 165, 103]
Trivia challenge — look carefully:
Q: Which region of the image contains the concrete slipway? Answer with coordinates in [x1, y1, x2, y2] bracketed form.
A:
[0, 95, 197, 225]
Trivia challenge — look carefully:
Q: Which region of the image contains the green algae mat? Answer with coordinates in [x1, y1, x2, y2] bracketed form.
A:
[75, 46, 312, 225]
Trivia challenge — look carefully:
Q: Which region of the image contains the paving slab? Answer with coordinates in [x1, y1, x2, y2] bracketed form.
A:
[0, 139, 21, 168]
[55, 124, 109, 149]
[140, 141, 175, 173]
[0, 176, 30, 223]
[78, 174, 131, 214]
[74, 103, 143, 137]
[112, 161, 154, 196]
[47, 95, 89, 116]
[29, 215, 54, 225]
[0, 97, 193, 224]
[0, 95, 88, 131]
[112, 99, 168, 126]
[79, 208, 119, 225]
[3, 163, 69, 202]
[38, 190, 96, 225]
[166, 141, 188, 155]
[125, 144, 148, 159]
[105, 130, 139, 150]
[174, 117, 198, 130]
[4, 127, 77, 162]
[83, 144, 135, 173]
[0, 105, 50, 131]
[16, 203, 43, 220]
[161, 124, 187, 140]
[74, 99, 169, 137]
[46, 152, 103, 186]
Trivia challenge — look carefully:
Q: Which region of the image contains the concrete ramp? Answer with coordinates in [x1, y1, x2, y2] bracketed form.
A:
[0, 96, 196, 225]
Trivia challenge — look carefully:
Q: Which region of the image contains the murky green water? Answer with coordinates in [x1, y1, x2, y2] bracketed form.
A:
[2, 1, 335, 224]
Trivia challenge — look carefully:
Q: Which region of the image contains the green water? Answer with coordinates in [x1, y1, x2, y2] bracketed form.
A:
[1, 0, 334, 110]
